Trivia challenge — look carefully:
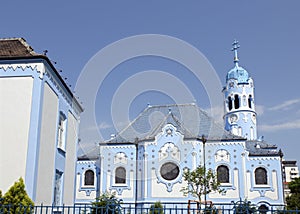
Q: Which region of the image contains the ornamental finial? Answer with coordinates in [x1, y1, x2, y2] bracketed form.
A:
[231, 40, 240, 66]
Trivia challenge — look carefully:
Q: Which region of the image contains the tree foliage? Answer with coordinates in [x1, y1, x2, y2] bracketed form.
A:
[181, 165, 225, 202]
[1, 178, 34, 214]
[233, 199, 256, 214]
[91, 192, 122, 214]
[286, 177, 300, 210]
[149, 201, 164, 214]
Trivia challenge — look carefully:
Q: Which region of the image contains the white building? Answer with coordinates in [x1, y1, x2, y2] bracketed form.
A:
[0, 38, 83, 205]
[282, 160, 299, 198]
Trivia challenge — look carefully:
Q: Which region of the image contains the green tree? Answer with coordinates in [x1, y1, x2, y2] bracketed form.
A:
[91, 192, 121, 214]
[149, 201, 164, 214]
[286, 177, 300, 210]
[233, 199, 256, 214]
[2, 178, 34, 214]
[181, 165, 225, 203]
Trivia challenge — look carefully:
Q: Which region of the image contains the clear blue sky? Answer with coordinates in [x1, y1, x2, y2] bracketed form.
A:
[2, 1, 300, 163]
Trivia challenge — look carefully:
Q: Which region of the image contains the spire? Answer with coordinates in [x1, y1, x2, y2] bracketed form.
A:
[231, 40, 240, 66]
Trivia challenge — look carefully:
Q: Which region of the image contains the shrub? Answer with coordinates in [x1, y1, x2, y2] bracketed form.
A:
[91, 192, 121, 214]
[233, 199, 256, 214]
[149, 201, 164, 214]
[1, 178, 34, 214]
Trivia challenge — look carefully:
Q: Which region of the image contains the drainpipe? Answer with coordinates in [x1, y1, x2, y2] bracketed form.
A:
[134, 138, 139, 213]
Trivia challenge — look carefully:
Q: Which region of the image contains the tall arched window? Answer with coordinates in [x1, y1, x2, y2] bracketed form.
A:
[84, 170, 95, 186]
[57, 112, 67, 150]
[234, 94, 240, 109]
[248, 95, 253, 109]
[115, 167, 126, 184]
[255, 167, 267, 185]
[217, 165, 229, 183]
[228, 97, 233, 111]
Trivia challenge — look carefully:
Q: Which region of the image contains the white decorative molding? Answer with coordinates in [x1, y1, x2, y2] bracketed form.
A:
[215, 149, 230, 162]
[0, 63, 46, 79]
[159, 142, 180, 161]
[114, 152, 128, 164]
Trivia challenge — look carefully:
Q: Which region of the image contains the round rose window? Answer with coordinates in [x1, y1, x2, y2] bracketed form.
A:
[160, 162, 179, 180]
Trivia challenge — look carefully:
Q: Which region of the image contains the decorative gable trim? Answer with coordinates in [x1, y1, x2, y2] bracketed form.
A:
[0, 62, 45, 79]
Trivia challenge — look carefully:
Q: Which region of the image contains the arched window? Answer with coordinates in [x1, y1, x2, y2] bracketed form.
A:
[228, 97, 233, 111]
[84, 170, 95, 186]
[217, 165, 229, 183]
[255, 167, 268, 185]
[248, 95, 252, 109]
[115, 167, 126, 184]
[234, 94, 240, 109]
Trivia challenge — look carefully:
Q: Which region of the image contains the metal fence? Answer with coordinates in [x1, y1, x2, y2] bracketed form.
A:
[1, 201, 300, 214]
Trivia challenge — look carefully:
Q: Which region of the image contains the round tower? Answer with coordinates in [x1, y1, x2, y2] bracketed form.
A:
[223, 40, 257, 140]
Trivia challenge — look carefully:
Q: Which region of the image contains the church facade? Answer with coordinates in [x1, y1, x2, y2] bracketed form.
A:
[75, 41, 285, 208]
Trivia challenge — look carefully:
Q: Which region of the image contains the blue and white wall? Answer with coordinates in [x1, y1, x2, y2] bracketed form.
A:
[90, 124, 284, 206]
[76, 160, 99, 203]
[0, 58, 82, 205]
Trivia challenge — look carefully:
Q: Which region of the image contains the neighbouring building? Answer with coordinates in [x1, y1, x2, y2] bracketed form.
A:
[282, 160, 299, 198]
[75, 41, 285, 210]
[0, 38, 83, 205]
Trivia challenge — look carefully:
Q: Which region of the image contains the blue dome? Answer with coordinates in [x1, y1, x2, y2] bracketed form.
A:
[226, 65, 249, 84]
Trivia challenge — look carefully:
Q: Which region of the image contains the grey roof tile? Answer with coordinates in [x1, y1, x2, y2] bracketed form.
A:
[107, 103, 241, 143]
[246, 140, 280, 156]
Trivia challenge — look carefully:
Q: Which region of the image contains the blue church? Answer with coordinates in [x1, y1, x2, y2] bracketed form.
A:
[75, 41, 285, 209]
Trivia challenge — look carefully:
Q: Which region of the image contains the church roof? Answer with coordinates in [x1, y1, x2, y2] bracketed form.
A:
[0, 38, 37, 57]
[246, 140, 280, 156]
[77, 146, 100, 160]
[107, 103, 242, 143]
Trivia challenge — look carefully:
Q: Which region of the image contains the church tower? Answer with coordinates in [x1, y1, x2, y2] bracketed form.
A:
[223, 40, 257, 140]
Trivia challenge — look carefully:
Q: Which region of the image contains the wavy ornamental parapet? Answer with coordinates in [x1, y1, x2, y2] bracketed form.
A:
[0, 63, 45, 78]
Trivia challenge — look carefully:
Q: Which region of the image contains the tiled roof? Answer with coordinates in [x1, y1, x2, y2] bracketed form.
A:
[246, 140, 280, 156]
[107, 103, 241, 143]
[77, 145, 100, 160]
[0, 38, 36, 57]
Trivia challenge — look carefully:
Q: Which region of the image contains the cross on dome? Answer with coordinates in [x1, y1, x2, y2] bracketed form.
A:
[231, 40, 240, 66]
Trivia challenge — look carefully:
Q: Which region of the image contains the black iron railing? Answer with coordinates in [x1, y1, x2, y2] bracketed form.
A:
[0, 200, 299, 214]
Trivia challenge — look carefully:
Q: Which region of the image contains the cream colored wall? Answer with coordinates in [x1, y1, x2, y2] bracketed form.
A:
[151, 169, 185, 198]
[0, 77, 33, 193]
[63, 111, 78, 204]
[75, 174, 97, 200]
[35, 83, 58, 204]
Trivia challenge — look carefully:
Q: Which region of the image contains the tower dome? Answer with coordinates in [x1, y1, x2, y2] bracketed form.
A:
[226, 65, 249, 84]
[226, 40, 250, 84]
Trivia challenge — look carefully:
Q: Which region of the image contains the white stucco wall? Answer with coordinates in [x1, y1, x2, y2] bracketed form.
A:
[63, 111, 79, 204]
[35, 83, 58, 204]
[151, 169, 185, 198]
[0, 77, 33, 193]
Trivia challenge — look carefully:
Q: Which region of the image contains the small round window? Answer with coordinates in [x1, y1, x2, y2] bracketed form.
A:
[160, 162, 179, 181]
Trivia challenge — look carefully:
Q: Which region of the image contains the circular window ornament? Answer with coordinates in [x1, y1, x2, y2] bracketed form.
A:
[160, 162, 179, 181]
